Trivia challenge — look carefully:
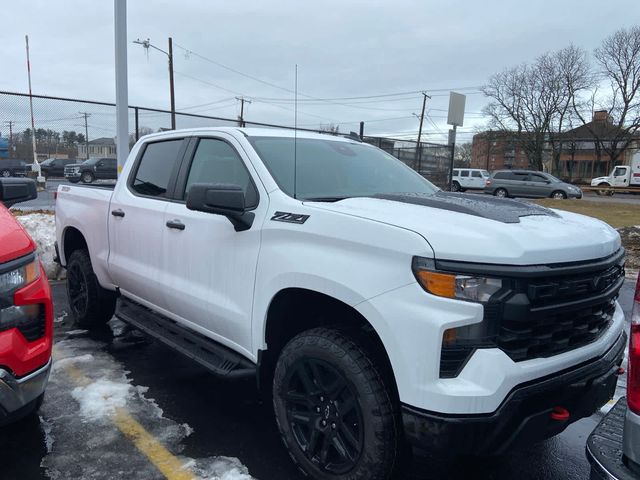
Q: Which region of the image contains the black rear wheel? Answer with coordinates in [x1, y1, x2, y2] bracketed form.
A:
[273, 327, 399, 480]
[66, 249, 116, 326]
[494, 187, 508, 198]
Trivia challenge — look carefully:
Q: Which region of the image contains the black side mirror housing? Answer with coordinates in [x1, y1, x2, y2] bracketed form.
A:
[0, 178, 37, 207]
[186, 183, 254, 232]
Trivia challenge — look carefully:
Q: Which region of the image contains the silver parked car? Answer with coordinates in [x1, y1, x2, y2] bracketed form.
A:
[484, 170, 582, 199]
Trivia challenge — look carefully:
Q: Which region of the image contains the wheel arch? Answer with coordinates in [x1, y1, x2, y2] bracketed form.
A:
[61, 226, 88, 266]
[260, 287, 399, 402]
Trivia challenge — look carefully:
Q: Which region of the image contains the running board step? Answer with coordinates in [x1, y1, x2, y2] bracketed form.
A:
[116, 297, 256, 379]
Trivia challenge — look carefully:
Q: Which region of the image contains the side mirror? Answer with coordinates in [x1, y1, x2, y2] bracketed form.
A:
[0, 178, 37, 207]
[186, 183, 254, 232]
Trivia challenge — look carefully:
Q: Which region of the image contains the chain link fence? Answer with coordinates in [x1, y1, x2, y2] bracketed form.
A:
[0, 91, 453, 189]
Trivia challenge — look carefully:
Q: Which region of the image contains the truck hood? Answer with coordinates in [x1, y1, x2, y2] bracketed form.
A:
[0, 207, 36, 264]
[307, 193, 621, 265]
[591, 177, 609, 185]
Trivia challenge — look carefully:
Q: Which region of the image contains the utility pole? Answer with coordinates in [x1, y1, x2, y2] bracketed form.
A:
[235, 97, 252, 127]
[414, 92, 430, 174]
[133, 37, 175, 130]
[3, 121, 14, 158]
[25, 35, 43, 184]
[79, 112, 91, 159]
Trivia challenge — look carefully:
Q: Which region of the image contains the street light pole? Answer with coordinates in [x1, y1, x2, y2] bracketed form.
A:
[134, 37, 176, 130]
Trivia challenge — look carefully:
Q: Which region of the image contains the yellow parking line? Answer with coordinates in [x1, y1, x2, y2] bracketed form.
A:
[60, 359, 195, 480]
[113, 407, 194, 480]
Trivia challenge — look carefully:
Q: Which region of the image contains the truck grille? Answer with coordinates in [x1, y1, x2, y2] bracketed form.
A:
[493, 257, 624, 362]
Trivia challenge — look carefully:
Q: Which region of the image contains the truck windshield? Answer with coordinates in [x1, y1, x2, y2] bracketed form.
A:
[248, 136, 438, 200]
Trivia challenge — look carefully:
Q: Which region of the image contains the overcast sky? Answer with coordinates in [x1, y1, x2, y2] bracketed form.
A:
[1, 0, 639, 143]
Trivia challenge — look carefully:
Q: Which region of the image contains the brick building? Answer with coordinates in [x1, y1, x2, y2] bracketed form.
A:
[554, 111, 639, 182]
[470, 131, 530, 171]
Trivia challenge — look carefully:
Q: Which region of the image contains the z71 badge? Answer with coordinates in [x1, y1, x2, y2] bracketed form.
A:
[271, 211, 310, 224]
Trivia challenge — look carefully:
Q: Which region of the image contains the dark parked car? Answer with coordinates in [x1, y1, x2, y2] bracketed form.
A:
[0, 159, 30, 178]
[484, 170, 582, 199]
[39, 158, 77, 178]
[64, 157, 117, 183]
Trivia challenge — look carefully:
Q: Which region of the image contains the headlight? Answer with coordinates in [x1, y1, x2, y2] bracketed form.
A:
[412, 257, 502, 302]
[0, 258, 40, 296]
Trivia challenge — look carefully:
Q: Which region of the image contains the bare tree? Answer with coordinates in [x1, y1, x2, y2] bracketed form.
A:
[548, 45, 592, 175]
[483, 46, 591, 171]
[454, 142, 472, 167]
[573, 26, 640, 168]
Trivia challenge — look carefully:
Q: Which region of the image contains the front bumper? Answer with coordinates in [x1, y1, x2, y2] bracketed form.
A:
[0, 358, 50, 425]
[587, 398, 640, 480]
[402, 331, 626, 456]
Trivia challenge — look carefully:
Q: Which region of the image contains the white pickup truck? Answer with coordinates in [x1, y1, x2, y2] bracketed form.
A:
[56, 128, 627, 480]
[591, 151, 640, 194]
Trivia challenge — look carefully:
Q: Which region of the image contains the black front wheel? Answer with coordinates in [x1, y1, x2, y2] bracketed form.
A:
[66, 249, 116, 326]
[273, 327, 399, 480]
[81, 171, 95, 183]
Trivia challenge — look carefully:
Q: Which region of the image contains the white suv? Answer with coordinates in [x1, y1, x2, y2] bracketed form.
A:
[452, 168, 490, 192]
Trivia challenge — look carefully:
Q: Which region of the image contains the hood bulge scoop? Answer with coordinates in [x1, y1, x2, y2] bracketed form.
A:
[373, 191, 559, 224]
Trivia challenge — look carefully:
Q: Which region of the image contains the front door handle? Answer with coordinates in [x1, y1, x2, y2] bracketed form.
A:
[111, 209, 125, 217]
[166, 220, 185, 231]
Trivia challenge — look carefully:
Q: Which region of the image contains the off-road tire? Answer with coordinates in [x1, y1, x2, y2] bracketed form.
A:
[66, 249, 116, 327]
[273, 327, 399, 480]
[451, 181, 461, 192]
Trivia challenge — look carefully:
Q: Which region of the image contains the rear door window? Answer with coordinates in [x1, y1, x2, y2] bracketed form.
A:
[471, 171, 482, 178]
[460, 170, 470, 177]
[130, 139, 184, 198]
[493, 171, 512, 180]
[529, 173, 548, 183]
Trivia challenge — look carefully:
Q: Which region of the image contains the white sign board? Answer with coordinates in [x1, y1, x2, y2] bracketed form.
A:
[447, 92, 466, 127]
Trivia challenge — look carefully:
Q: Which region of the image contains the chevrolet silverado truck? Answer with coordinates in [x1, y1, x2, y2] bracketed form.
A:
[0, 178, 53, 426]
[56, 128, 627, 480]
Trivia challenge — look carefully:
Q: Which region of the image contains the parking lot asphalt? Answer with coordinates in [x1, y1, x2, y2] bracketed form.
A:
[0, 281, 633, 480]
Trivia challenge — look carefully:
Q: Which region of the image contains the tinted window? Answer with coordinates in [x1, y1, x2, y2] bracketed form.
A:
[248, 136, 437, 200]
[460, 170, 470, 177]
[453, 169, 459, 176]
[529, 174, 548, 183]
[184, 138, 258, 208]
[493, 171, 512, 180]
[513, 173, 529, 181]
[471, 171, 482, 178]
[131, 139, 183, 198]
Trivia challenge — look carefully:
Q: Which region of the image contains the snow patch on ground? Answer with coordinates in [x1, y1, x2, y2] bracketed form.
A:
[42, 334, 255, 479]
[72, 379, 132, 421]
[51, 353, 94, 372]
[14, 211, 64, 280]
[54, 311, 68, 323]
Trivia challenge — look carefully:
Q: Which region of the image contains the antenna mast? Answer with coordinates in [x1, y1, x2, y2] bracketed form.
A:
[293, 64, 298, 199]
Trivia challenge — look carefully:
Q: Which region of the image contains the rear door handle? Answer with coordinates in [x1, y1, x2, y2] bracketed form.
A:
[166, 220, 185, 231]
[111, 209, 125, 217]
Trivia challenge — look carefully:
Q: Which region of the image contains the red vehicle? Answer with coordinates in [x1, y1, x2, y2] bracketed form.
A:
[0, 178, 53, 426]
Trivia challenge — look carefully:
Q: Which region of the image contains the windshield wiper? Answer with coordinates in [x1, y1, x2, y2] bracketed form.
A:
[302, 196, 351, 202]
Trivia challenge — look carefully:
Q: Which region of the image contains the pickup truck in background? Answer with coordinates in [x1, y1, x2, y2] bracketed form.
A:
[64, 157, 117, 184]
[0, 178, 53, 426]
[56, 128, 627, 480]
[590, 151, 640, 195]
